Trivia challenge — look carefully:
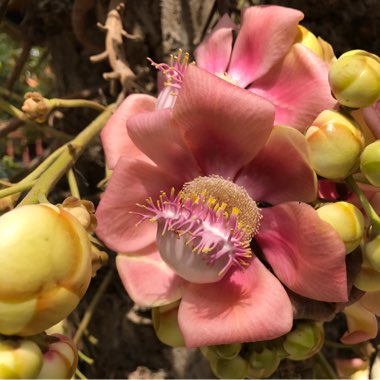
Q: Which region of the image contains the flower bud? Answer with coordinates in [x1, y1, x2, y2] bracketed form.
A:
[317, 202, 364, 253]
[328, 50, 380, 108]
[247, 347, 281, 379]
[360, 140, 380, 186]
[152, 301, 184, 347]
[21, 92, 51, 123]
[210, 343, 242, 360]
[209, 355, 249, 379]
[0, 337, 43, 379]
[0, 204, 92, 336]
[282, 321, 324, 361]
[305, 110, 365, 179]
[354, 256, 380, 291]
[364, 235, 380, 272]
[295, 25, 323, 58]
[37, 334, 77, 379]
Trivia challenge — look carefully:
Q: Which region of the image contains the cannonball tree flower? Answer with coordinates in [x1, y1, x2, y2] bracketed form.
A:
[100, 5, 337, 173]
[195, 5, 336, 131]
[96, 65, 348, 348]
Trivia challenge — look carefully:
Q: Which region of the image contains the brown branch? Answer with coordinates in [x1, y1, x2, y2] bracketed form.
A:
[5, 38, 32, 92]
[0, 118, 23, 138]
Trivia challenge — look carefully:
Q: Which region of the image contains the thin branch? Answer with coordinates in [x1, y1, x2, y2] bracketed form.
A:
[5, 39, 33, 92]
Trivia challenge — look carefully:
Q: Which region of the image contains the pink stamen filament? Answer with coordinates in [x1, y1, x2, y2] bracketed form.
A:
[134, 189, 253, 276]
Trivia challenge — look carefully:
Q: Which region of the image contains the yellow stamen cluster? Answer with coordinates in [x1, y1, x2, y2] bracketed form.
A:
[181, 175, 261, 236]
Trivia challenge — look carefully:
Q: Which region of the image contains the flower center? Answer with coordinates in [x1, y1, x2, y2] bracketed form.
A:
[215, 72, 240, 86]
[135, 176, 261, 284]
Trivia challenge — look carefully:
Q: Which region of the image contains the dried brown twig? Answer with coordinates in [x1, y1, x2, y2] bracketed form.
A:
[90, 3, 139, 104]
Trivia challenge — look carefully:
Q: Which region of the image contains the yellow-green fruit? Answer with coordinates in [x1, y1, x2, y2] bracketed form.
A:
[316, 202, 364, 253]
[210, 355, 248, 379]
[247, 347, 281, 379]
[283, 322, 324, 361]
[37, 334, 77, 379]
[328, 50, 380, 108]
[305, 110, 365, 179]
[152, 301, 184, 347]
[0, 338, 43, 379]
[0, 204, 92, 336]
[360, 140, 380, 186]
[364, 235, 380, 272]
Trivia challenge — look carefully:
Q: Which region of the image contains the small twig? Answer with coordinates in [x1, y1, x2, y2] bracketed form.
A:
[5, 39, 33, 92]
[67, 168, 80, 198]
[73, 268, 114, 345]
[316, 351, 338, 379]
[0, 118, 23, 138]
[0, 179, 37, 199]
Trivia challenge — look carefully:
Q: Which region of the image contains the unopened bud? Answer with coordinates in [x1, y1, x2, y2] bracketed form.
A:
[283, 321, 324, 361]
[0, 337, 43, 379]
[335, 358, 370, 380]
[210, 343, 242, 360]
[296, 25, 323, 58]
[329, 50, 380, 108]
[152, 301, 184, 347]
[0, 204, 92, 336]
[37, 334, 77, 379]
[210, 355, 249, 379]
[22, 92, 51, 123]
[354, 256, 380, 291]
[364, 235, 380, 272]
[247, 347, 281, 379]
[317, 202, 364, 253]
[360, 140, 380, 186]
[305, 110, 365, 179]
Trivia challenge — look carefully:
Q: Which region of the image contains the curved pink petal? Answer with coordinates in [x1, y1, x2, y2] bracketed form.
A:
[178, 258, 293, 347]
[341, 302, 378, 344]
[96, 157, 183, 252]
[228, 5, 304, 88]
[249, 44, 337, 132]
[363, 101, 380, 139]
[256, 202, 348, 302]
[235, 125, 317, 204]
[101, 94, 156, 169]
[173, 65, 275, 178]
[127, 108, 201, 182]
[116, 245, 186, 307]
[194, 14, 236, 74]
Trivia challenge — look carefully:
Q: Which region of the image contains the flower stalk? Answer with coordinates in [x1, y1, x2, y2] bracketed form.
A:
[19, 104, 114, 206]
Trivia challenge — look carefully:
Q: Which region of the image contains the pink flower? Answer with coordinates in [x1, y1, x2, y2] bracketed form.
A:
[195, 5, 336, 131]
[96, 66, 348, 347]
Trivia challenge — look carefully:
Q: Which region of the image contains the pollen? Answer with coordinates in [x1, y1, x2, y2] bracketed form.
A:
[181, 175, 261, 236]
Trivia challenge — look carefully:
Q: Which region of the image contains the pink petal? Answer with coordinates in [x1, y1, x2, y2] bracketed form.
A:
[341, 302, 378, 344]
[116, 245, 186, 307]
[256, 202, 348, 302]
[249, 44, 337, 132]
[96, 157, 183, 252]
[178, 258, 293, 347]
[100, 94, 156, 169]
[235, 125, 317, 204]
[127, 108, 201, 182]
[363, 101, 380, 139]
[228, 5, 304, 88]
[173, 65, 274, 178]
[194, 14, 236, 74]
